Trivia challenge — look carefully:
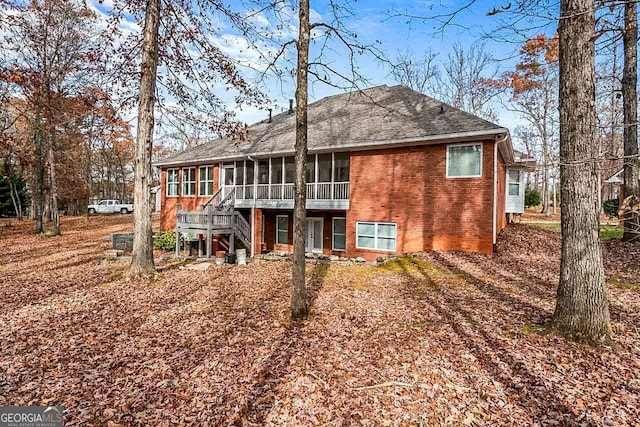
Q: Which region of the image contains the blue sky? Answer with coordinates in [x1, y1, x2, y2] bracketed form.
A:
[228, 0, 559, 128]
[86, 0, 559, 135]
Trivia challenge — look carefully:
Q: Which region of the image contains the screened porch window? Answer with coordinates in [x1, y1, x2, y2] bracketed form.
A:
[318, 153, 332, 182]
[333, 152, 350, 182]
[285, 157, 295, 183]
[305, 155, 316, 183]
[258, 160, 269, 184]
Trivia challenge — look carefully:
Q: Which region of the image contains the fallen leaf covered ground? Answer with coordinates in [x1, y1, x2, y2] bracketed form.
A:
[1, 216, 639, 426]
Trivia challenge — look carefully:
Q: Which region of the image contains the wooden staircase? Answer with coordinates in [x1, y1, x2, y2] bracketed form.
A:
[175, 188, 251, 257]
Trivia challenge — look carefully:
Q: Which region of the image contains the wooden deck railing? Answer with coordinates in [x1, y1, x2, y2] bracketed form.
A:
[222, 182, 349, 201]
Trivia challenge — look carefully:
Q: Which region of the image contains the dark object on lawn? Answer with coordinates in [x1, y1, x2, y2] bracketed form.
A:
[603, 199, 620, 218]
[111, 232, 134, 250]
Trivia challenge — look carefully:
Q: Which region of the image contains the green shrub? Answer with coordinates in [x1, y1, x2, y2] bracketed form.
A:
[153, 231, 177, 250]
[603, 199, 620, 218]
[525, 188, 541, 208]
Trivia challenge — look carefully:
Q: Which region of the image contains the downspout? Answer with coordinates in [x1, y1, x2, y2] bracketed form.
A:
[248, 155, 258, 257]
[493, 133, 509, 249]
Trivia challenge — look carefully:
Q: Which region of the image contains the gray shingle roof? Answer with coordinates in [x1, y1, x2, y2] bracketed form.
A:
[156, 85, 507, 166]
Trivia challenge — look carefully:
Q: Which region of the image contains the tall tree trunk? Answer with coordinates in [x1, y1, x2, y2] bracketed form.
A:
[9, 180, 20, 218]
[622, 0, 639, 242]
[291, 0, 310, 320]
[84, 131, 93, 221]
[553, 0, 611, 345]
[33, 118, 44, 233]
[48, 143, 60, 235]
[542, 159, 550, 214]
[552, 178, 557, 215]
[130, 0, 160, 275]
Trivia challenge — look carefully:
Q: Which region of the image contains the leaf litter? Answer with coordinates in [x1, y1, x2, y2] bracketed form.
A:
[0, 217, 639, 425]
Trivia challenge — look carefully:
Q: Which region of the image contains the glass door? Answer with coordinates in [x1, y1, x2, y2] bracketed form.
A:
[222, 163, 234, 197]
[305, 217, 323, 253]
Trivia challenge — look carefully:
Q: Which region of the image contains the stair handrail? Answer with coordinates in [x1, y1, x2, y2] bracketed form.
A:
[215, 188, 235, 212]
[201, 187, 223, 209]
[232, 211, 251, 247]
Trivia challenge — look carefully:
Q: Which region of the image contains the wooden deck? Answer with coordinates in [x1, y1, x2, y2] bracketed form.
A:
[174, 190, 251, 258]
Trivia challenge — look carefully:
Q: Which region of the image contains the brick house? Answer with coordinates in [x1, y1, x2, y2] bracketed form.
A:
[155, 85, 534, 260]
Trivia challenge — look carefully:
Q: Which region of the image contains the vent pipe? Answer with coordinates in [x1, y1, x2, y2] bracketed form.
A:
[288, 99, 294, 114]
[268, 108, 272, 123]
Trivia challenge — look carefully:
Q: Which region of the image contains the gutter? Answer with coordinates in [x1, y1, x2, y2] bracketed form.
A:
[154, 128, 509, 168]
[493, 133, 509, 248]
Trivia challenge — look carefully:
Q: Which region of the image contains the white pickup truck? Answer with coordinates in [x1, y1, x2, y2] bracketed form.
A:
[88, 199, 134, 214]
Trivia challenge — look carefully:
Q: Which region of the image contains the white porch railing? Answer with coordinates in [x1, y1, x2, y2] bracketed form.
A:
[222, 182, 349, 201]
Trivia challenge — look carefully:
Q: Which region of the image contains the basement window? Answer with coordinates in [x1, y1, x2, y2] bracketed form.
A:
[446, 143, 482, 178]
[356, 222, 396, 251]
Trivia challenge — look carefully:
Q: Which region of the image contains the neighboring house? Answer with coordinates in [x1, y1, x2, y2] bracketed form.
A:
[604, 169, 624, 202]
[155, 85, 534, 261]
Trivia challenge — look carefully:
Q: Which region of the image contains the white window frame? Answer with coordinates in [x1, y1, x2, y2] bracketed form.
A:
[166, 168, 179, 197]
[355, 221, 397, 252]
[199, 165, 214, 196]
[182, 167, 196, 197]
[276, 215, 289, 245]
[446, 142, 483, 178]
[332, 217, 346, 251]
[508, 169, 521, 196]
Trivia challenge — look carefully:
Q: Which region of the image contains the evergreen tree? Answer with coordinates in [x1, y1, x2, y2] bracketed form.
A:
[0, 160, 28, 217]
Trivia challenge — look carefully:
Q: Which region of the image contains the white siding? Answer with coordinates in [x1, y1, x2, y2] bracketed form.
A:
[506, 168, 525, 214]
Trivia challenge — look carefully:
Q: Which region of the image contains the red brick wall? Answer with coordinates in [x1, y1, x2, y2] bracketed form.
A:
[160, 164, 219, 231]
[347, 140, 496, 260]
[160, 140, 500, 260]
[259, 210, 348, 257]
[253, 208, 264, 255]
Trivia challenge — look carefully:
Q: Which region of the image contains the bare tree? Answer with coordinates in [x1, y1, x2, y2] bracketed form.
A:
[553, 0, 611, 344]
[389, 42, 499, 121]
[439, 42, 500, 120]
[250, 1, 383, 319]
[499, 35, 559, 216]
[101, 0, 264, 275]
[622, 0, 639, 241]
[1, 0, 105, 234]
[389, 49, 439, 94]
[291, 0, 311, 320]
[130, 0, 161, 275]
[595, 37, 623, 207]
